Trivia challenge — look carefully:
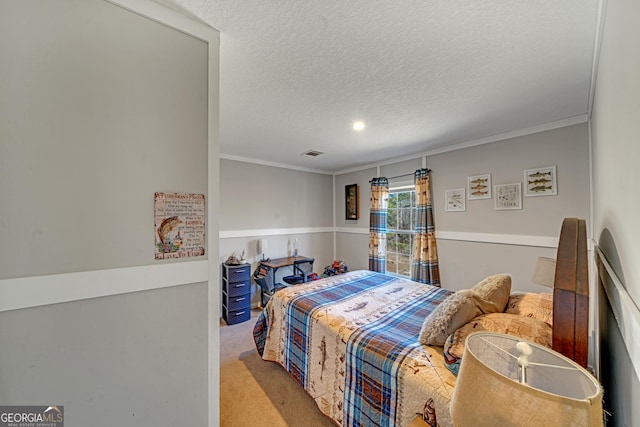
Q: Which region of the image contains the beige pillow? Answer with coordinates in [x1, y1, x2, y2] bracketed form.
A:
[443, 312, 553, 375]
[471, 273, 512, 312]
[419, 290, 480, 346]
[505, 292, 553, 325]
[419, 274, 512, 346]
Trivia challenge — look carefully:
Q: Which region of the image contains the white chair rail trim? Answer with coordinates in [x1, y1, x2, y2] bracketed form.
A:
[333, 227, 559, 248]
[0, 260, 208, 313]
[220, 227, 334, 239]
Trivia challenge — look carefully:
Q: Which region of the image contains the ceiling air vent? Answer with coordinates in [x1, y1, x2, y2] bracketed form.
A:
[301, 150, 324, 157]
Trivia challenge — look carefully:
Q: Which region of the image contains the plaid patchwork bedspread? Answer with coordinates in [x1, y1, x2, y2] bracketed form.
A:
[253, 270, 458, 427]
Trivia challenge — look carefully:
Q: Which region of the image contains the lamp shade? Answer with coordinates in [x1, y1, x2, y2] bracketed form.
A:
[258, 238, 268, 255]
[450, 332, 603, 427]
[532, 256, 556, 287]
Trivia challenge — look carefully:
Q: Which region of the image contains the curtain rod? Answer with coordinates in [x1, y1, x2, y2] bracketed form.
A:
[368, 168, 431, 183]
[387, 172, 414, 180]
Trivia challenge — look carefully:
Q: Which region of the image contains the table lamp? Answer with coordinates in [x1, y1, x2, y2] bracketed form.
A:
[258, 238, 268, 261]
[532, 256, 556, 288]
[450, 332, 603, 427]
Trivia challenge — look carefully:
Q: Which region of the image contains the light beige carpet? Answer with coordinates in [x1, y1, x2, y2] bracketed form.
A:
[220, 308, 337, 427]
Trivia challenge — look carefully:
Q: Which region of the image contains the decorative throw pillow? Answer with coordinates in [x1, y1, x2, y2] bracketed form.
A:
[471, 273, 512, 313]
[505, 293, 553, 325]
[419, 274, 512, 346]
[419, 290, 480, 346]
[443, 313, 553, 376]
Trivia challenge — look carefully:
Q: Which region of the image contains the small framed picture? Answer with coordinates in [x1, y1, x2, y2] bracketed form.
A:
[445, 188, 466, 212]
[467, 174, 491, 200]
[524, 166, 557, 197]
[494, 183, 522, 210]
[345, 184, 359, 220]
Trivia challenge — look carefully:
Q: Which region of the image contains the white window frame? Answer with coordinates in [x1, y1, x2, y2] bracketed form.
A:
[386, 181, 416, 277]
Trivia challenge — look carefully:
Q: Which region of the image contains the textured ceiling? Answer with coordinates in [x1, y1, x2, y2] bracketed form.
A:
[161, 0, 600, 172]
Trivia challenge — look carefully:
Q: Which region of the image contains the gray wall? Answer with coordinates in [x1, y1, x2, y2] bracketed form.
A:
[591, 0, 640, 424]
[220, 159, 334, 306]
[0, 1, 214, 425]
[431, 124, 590, 292]
[380, 158, 423, 180]
[334, 123, 590, 292]
[430, 124, 590, 236]
[220, 160, 333, 230]
[0, 283, 208, 427]
[0, 0, 208, 278]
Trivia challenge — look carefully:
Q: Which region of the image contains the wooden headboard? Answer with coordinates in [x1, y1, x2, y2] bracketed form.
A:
[552, 217, 589, 368]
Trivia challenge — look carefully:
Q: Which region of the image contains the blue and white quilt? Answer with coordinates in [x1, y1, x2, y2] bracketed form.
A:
[253, 270, 457, 427]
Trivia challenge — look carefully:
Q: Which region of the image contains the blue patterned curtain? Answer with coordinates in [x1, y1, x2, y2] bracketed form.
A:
[369, 177, 389, 272]
[411, 169, 440, 286]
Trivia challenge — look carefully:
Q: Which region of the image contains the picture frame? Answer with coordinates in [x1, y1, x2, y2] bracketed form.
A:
[154, 192, 206, 259]
[494, 183, 522, 210]
[524, 166, 557, 197]
[445, 188, 466, 212]
[467, 174, 492, 200]
[345, 184, 359, 220]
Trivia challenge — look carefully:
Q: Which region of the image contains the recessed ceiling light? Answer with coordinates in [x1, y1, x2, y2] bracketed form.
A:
[353, 121, 365, 131]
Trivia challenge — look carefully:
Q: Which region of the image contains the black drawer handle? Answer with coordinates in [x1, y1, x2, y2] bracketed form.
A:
[234, 284, 246, 288]
[234, 297, 246, 302]
[235, 311, 245, 316]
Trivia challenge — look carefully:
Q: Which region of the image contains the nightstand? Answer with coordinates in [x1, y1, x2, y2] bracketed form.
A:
[222, 263, 251, 325]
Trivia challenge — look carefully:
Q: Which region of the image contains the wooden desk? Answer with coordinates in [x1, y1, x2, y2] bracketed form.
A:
[257, 256, 311, 307]
[260, 255, 310, 270]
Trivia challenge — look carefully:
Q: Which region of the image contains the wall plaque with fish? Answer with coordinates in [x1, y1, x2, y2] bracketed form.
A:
[154, 192, 205, 260]
[524, 166, 557, 197]
[467, 173, 492, 200]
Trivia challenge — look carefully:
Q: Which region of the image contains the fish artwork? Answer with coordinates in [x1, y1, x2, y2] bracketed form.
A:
[529, 178, 551, 185]
[470, 184, 487, 190]
[529, 185, 552, 193]
[157, 216, 182, 252]
[469, 178, 488, 184]
[344, 301, 368, 312]
[528, 171, 552, 178]
[318, 336, 327, 380]
[422, 398, 438, 427]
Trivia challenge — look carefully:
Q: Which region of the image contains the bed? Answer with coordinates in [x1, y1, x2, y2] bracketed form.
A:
[253, 218, 588, 427]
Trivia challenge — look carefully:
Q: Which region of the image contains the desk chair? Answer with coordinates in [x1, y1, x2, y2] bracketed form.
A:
[253, 266, 287, 307]
[283, 258, 315, 285]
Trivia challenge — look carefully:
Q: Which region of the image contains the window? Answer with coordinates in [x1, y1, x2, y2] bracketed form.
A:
[386, 187, 415, 276]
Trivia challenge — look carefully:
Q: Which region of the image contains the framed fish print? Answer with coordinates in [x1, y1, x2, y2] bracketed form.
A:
[467, 174, 491, 200]
[445, 188, 466, 212]
[154, 192, 206, 260]
[524, 166, 557, 197]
